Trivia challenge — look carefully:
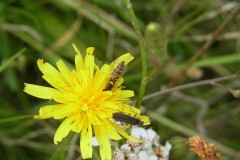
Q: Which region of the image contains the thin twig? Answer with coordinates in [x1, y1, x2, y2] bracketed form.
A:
[143, 73, 239, 101]
[175, 31, 240, 42]
[168, 5, 240, 87]
[61, 0, 137, 40]
[122, 0, 148, 109]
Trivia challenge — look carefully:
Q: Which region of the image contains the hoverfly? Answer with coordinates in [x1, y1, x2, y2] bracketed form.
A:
[104, 61, 125, 91]
[112, 112, 144, 126]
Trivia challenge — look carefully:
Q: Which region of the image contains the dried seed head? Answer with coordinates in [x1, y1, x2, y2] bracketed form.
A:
[188, 136, 221, 160]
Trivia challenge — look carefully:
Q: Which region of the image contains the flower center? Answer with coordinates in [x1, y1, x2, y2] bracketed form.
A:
[81, 96, 97, 111]
[82, 103, 88, 111]
[88, 96, 95, 104]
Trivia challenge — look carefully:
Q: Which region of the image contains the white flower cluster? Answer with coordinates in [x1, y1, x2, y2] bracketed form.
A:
[112, 126, 172, 160]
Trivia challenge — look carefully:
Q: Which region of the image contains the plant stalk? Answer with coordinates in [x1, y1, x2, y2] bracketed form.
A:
[122, 0, 148, 109]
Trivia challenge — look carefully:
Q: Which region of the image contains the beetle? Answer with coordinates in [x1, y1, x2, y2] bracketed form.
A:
[112, 112, 143, 125]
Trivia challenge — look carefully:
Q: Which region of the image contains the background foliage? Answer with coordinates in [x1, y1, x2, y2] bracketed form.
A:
[0, 0, 240, 159]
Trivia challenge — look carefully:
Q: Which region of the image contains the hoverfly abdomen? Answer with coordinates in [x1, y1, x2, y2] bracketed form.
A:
[104, 61, 125, 91]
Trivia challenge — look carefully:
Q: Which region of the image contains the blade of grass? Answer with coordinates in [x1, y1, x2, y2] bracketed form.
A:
[171, 52, 240, 70]
[0, 48, 26, 73]
[60, 0, 137, 40]
[193, 53, 240, 68]
[0, 115, 32, 124]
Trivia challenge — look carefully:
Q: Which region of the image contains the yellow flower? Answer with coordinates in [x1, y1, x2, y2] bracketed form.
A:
[24, 44, 150, 160]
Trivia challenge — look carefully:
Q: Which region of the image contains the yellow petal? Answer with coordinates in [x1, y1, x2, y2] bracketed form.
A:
[80, 120, 93, 159]
[84, 53, 94, 78]
[34, 104, 64, 119]
[110, 53, 134, 67]
[75, 55, 84, 81]
[92, 65, 110, 92]
[116, 90, 134, 99]
[79, 70, 88, 87]
[41, 74, 65, 91]
[99, 101, 119, 110]
[52, 104, 79, 119]
[53, 92, 80, 104]
[86, 47, 95, 55]
[138, 115, 151, 125]
[118, 105, 140, 115]
[54, 116, 74, 144]
[71, 113, 85, 133]
[37, 59, 73, 92]
[24, 83, 58, 99]
[73, 44, 85, 78]
[103, 122, 122, 140]
[94, 109, 113, 119]
[93, 91, 112, 104]
[73, 43, 83, 56]
[99, 64, 110, 75]
[111, 122, 140, 142]
[37, 59, 62, 78]
[108, 90, 133, 102]
[87, 109, 101, 125]
[94, 125, 112, 160]
[56, 59, 77, 88]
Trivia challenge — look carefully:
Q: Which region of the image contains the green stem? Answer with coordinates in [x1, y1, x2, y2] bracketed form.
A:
[122, 0, 148, 109]
[51, 132, 75, 160]
[0, 115, 32, 124]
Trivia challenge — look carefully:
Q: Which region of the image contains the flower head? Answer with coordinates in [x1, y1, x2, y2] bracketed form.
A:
[112, 127, 171, 160]
[24, 44, 150, 160]
[188, 136, 221, 160]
